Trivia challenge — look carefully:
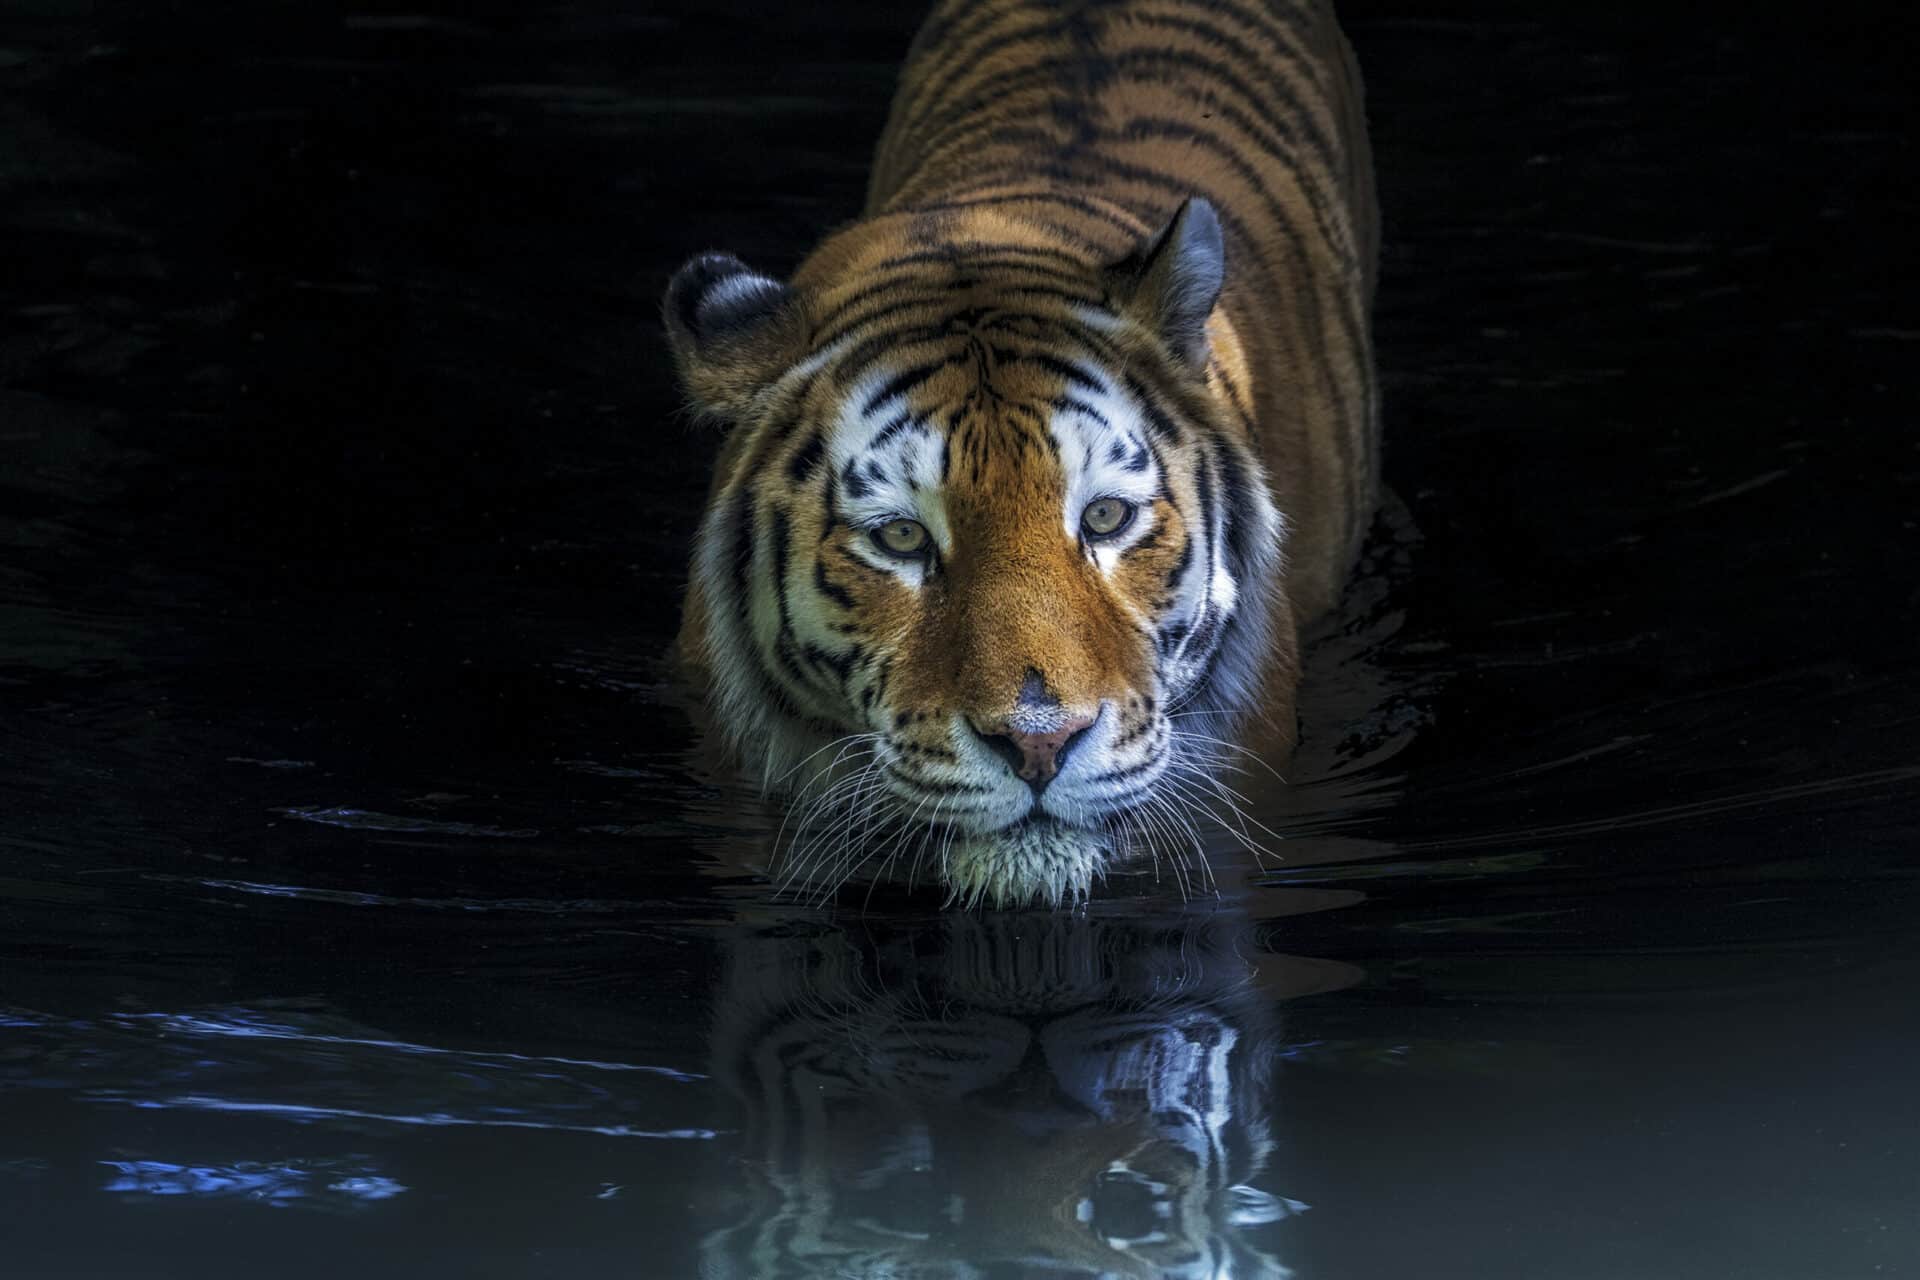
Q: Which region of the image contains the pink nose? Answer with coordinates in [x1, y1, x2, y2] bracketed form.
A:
[993, 713, 1097, 787]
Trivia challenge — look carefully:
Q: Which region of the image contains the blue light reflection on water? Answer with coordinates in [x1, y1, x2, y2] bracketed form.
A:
[117, 1009, 706, 1080]
[118, 1094, 719, 1139]
[100, 1160, 408, 1206]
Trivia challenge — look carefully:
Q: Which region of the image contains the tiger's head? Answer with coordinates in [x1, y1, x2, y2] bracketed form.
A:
[666, 200, 1287, 906]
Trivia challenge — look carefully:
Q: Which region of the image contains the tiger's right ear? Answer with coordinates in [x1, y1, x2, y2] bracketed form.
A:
[1105, 197, 1225, 371]
[663, 252, 807, 422]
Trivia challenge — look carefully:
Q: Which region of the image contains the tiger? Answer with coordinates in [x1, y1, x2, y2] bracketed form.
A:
[666, 0, 1379, 907]
[697, 909, 1307, 1278]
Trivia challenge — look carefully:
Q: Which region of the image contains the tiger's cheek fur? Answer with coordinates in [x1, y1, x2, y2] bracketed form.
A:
[811, 534, 922, 723]
[1112, 498, 1193, 623]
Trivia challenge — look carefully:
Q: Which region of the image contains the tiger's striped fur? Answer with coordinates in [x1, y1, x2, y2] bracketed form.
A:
[666, 0, 1377, 907]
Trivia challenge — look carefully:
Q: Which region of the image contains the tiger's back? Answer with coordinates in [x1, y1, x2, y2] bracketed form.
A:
[866, 0, 1380, 627]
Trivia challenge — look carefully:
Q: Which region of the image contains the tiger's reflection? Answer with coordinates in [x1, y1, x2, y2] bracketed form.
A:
[700, 908, 1328, 1279]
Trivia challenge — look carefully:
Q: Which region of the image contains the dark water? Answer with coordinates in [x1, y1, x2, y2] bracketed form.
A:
[4, 2, 1917, 1275]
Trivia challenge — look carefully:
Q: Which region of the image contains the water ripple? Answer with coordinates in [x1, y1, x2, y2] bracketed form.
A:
[189, 876, 665, 916]
[277, 806, 539, 837]
[121, 1009, 704, 1079]
[112, 1095, 718, 1140]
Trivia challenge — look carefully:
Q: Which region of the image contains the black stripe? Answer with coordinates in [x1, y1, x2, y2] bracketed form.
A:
[728, 487, 756, 624]
[871, 411, 916, 447]
[1213, 438, 1261, 580]
[1024, 351, 1105, 393]
[813, 559, 854, 609]
[786, 429, 826, 484]
[1181, 604, 1225, 669]
[835, 330, 963, 387]
[812, 293, 949, 352]
[1051, 395, 1110, 426]
[1125, 375, 1185, 443]
[839, 456, 872, 499]
[1193, 453, 1219, 609]
[808, 270, 919, 338]
[1090, 757, 1161, 787]
[896, 189, 1145, 244]
[803, 642, 856, 683]
[862, 359, 950, 415]
[809, 256, 1095, 344]
[1163, 533, 1195, 596]
[894, 739, 959, 762]
[1112, 714, 1155, 752]
[769, 506, 796, 634]
[817, 288, 1117, 357]
[1125, 519, 1168, 556]
[885, 766, 992, 797]
[875, 242, 1091, 274]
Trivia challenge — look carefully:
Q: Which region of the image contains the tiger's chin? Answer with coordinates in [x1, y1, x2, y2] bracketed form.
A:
[943, 816, 1114, 910]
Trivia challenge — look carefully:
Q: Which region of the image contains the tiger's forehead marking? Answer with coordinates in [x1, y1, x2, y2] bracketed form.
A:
[1045, 380, 1157, 486]
[825, 350, 1080, 488]
[824, 365, 957, 557]
[825, 341, 1141, 454]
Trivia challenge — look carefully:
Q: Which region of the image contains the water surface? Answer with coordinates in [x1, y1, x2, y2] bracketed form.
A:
[2, 2, 1916, 1275]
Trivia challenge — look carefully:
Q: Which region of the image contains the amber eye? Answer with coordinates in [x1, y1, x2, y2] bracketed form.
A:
[872, 518, 931, 558]
[1081, 498, 1136, 540]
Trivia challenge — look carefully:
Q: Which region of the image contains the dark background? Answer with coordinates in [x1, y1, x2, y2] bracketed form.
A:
[2, 2, 1917, 1276]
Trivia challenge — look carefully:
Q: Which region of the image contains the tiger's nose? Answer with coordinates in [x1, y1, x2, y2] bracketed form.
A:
[974, 713, 1097, 794]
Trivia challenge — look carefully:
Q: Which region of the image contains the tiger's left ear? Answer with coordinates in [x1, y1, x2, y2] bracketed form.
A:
[1107, 197, 1225, 371]
[663, 252, 808, 422]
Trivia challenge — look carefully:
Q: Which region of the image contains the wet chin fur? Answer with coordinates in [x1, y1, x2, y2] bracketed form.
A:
[945, 820, 1110, 909]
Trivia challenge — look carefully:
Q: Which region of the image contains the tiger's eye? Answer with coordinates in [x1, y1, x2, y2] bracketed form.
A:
[1081, 498, 1135, 539]
[874, 519, 930, 557]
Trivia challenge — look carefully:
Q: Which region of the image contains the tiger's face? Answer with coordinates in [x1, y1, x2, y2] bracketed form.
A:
[668, 202, 1285, 905]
